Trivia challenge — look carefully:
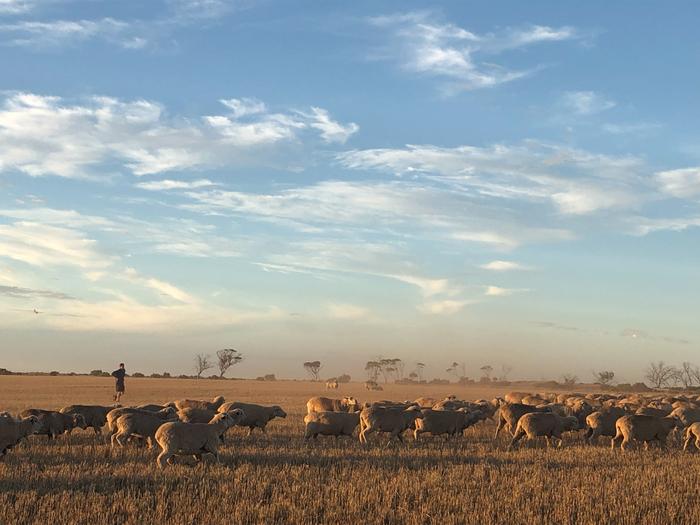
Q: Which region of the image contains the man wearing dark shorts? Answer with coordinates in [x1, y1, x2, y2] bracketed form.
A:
[111, 363, 126, 403]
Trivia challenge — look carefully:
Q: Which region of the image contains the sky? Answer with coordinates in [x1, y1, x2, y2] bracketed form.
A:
[0, 1, 699, 382]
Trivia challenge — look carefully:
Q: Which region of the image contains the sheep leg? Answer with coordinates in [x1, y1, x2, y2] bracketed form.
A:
[508, 428, 525, 449]
[157, 450, 171, 469]
[494, 416, 505, 439]
[611, 430, 622, 450]
[621, 437, 630, 452]
[683, 433, 693, 452]
[694, 436, 700, 452]
[413, 428, 421, 441]
[583, 427, 593, 444]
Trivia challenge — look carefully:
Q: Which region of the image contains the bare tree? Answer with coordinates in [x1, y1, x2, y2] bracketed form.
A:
[675, 362, 700, 389]
[645, 361, 675, 389]
[561, 373, 578, 386]
[500, 364, 513, 381]
[194, 353, 213, 378]
[593, 370, 615, 387]
[216, 348, 243, 378]
[303, 361, 322, 381]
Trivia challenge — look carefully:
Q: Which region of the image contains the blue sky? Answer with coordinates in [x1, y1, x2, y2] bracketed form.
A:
[1, 1, 699, 381]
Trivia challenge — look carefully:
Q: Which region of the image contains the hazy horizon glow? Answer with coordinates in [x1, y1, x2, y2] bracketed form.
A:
[1, 1, 698, 383]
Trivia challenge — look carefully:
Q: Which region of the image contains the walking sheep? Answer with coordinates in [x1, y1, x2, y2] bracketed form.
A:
[218, 402, 287, 434]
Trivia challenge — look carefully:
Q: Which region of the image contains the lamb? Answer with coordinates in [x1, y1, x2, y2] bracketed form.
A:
[218, 402, 287, 434]
[509, 413, 579, 449]
[111, 410, 179, 449]
[0, 415, 40, 458]
[306, 396, 360, 414]
[154, 410, 244, 468]
[611, 415, 680, 451]
[358, 405, 423, 444]
[172, 396, 225, 412]
[304, 411, 359, 439]
[19, 409, 86, 439]
[59, 405, 114, 434]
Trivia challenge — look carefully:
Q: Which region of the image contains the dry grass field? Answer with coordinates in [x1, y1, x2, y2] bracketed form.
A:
[1, 376, 699, 524]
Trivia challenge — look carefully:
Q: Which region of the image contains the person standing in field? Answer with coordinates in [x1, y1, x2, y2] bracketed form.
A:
[111, 363, 126, 403]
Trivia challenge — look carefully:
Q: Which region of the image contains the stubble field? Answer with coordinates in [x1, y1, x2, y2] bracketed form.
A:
[1, 376, 699, 525]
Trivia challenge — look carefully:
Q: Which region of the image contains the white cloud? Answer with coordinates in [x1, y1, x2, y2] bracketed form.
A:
[301, 107, 359, 144]
[370, 11, 577, 92]
[0, 0, 37, 14]
[484, 285, 529, 297]
[656, 167, 700, 198]
[327, 303, 371, 320]
[135, 179, 216, 191]
[560, 91, 615, 115]
[418, 299, 469, 315]
[481, 260, 527, 271]
[123, 267, 194, 303]
[0, 93, 357, 178]
[338, 142, 646, 216]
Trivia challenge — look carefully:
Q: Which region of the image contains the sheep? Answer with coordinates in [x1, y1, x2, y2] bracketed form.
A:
[611, 415, 680, 451]
[414, 397, 437, 408]
[106, 407, 177, 435]
[111, 411, 179, 449]
[504, 392, 529, 404]
[358, 405, 423, 444]
[0, 415, 40, 458]
[218, 402, 287, 434]
[568, 400, 594, 428]
[494, 403, 550, 438]
[306, 396, 360, 414]
[521, 395, 546, 406]
[172, 396, 225, 412]
[325, 379, 339, 390]
[178, 407, 218, 424]
[0, 412, 15, 422]
[509, 413, 579, 449]
[683, 422, 700, 452]
[304, 411, 359, 439]
[413, 409, 478, 440]
[59, 405, 114, 434]
[636, 407, 671, 418]
[670, 406, 700, 428]
[136, 404, 173, 412]
[365, 381, 383, 391]
[19, 409, 86, 439]
[154, 410, 244, 468]
[584, 407, 627, 444]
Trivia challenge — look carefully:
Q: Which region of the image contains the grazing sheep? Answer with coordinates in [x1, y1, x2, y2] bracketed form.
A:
[494, 403, 550, 438]
[325, 379, 339, 390]
[218, 402, 287, 434]
[19, 409, 86, 439]
[173, 396, 225, 412]
[306, 396, 360, 414]
[0, 415, 41, 458]
[304, 411, 359, 439]
[521, 395, 546, 406]
[365, 381, 383, 391]
[584, 407, 627, 444]
[509, 413, 579, 449]
[611, 415, 679, 451]
[59, 405, 114, 434]
[154, 410, 244, 468]
[111, 411, 179, 448]
[358, 406, 423, 444]
[106, 407, 177, 435]
[413, 409, 478, 440]
[178, 407, 218, 424]
[683, 422, 700, 452]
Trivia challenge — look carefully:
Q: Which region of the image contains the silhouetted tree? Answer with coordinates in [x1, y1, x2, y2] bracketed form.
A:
[216, 348, 243, 378]
[561, 373, 578, 386]
[500, 364, 513, 380]
[365, 361, 381, 382]
[446, 361, 466, 380]
[194, 353, 212, 378]
[645, 361, 674, 389]
[303, 361, 322, 381]
[415, 362, 426, 382]
[480, 365, 494, 380]
[593, 370, 615, 387]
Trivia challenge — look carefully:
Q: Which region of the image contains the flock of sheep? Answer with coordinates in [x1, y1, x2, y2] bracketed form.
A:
[2, 388, 700, 469]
